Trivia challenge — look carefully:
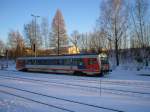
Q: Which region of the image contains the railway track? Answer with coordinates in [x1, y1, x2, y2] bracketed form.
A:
[0, 84, 124, 112]
[1, 69, 150, 89]
[0, 74, 150, 98]
[0, 90, 75, 112]
[42, 77, 150, 89]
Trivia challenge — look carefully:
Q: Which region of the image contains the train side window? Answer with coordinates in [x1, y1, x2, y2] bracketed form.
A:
[64, 59, 71, 65]
[45, 59, 49, 65]
[29, 60, 34, 65]
[58, 59, 64, 65]
[39, 60, 43, 65]
[36, 60, 39, 65]
[72, 58, 78, 65]
[57, 59, 60, 65]
[48, 59, 52, 65]
[37, 60, 40, 65]
[88, 58, 97, 65]
[33, 60, 36, 65]
[78, 59, 83, 65]
[30, 60, 33, 65]
[25, 60, 28, 64]
[38, 59, 43, 65]
[26, 60, 30, 64]
[56, 59, 59, 65]
[73, 58, 83, 66]
[43, 60, 47, 65]
[50, 59, 54, 65]
[51, 59, 58, 65]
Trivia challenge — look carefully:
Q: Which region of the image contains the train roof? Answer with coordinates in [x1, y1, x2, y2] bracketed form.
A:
[17, 53, 107, 60]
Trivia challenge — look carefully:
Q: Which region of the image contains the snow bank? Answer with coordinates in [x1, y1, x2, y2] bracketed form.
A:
[108, 64, 150, 81]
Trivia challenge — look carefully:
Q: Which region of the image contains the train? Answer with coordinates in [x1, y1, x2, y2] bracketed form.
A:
[16, 54, 109, 76]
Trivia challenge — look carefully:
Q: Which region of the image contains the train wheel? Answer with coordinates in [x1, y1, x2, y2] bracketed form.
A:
[99, 71, 104, 77]
[73, 71, 83, 76]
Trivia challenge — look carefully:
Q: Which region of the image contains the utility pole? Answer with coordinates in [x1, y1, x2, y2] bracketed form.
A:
[31, 14, 40, 58]
[57, 13, 60, 55]
[99, 78, 102, 96]
[5, 49, 8, 68]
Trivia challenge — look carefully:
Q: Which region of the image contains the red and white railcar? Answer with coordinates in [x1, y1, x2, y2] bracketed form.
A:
[16, 54, 109, 76]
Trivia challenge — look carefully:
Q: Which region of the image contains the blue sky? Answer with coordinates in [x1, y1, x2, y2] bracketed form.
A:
[0, 0, 101, 42]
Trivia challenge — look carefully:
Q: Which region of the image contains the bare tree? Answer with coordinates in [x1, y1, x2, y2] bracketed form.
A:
[88, 29, 108, 53]
[130, 0, 149, 64]
[98, 0, 129, 66]
[24, 19, 42, 51]
[50, 9, 68, 55]
[8, 30, 25, 58]
[79, 33, 90, 53]
[0, 40, 5, 56]
[41, 17, 49, 49]
[70, 30, 80, 53]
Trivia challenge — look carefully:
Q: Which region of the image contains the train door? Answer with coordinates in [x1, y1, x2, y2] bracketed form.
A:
[78, 58, 86, 69]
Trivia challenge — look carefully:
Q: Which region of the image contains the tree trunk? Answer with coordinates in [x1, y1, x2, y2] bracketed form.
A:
[115, 39, 119, 66]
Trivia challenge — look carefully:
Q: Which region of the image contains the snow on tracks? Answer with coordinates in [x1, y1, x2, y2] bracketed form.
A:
[0, 84, 124, 112]
[0, 74, 150, 98]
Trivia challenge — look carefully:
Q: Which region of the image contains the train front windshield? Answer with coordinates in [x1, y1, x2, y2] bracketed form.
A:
[101, 57, 109, 65]
[99, 54, 109, 72]
[99, 54, 109, 64]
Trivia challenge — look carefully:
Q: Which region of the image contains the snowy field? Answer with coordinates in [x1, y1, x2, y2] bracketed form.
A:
[0, 62, 150, 112]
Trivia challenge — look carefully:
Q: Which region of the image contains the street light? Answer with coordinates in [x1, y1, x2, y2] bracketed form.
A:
[31, 14, 40, 58]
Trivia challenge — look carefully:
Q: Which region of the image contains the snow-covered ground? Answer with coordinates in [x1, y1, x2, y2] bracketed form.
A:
[0, 62, 150, 112]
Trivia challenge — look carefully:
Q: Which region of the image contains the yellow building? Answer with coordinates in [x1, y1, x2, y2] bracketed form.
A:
[68, 46, 80, 54]
[23, 46, 80, 56]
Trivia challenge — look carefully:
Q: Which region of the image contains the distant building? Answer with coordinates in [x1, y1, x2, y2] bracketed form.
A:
[68, 46, 80, 54]
[50, 45, 80, 55]
[23, 45, 80, 56]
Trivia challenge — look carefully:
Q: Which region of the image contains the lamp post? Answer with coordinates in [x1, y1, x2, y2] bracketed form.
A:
[5, 49, 8, 68]
[31, 14, 40, 58]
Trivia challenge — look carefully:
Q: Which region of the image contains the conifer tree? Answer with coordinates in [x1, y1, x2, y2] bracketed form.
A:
[50, 9, 68, 55]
